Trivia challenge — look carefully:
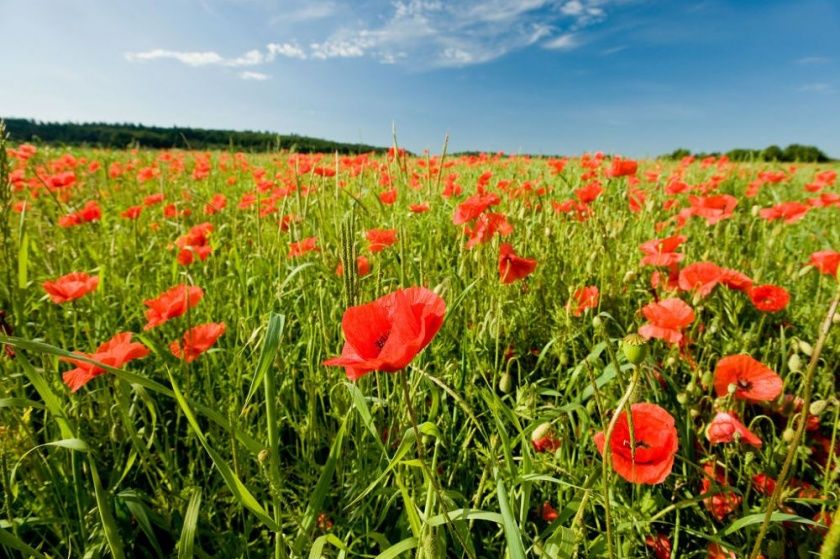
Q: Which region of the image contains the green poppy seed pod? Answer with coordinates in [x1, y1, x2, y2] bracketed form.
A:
[783, 428, 795, 443]
[531, 422, 553, 444]
[498, 372, 514, 394]
[798, 340, 814, 356]
[788, 354, 803, 372]
[810, 400, 828, 416]
[258, 449, 269, 464]
[701, 370, 713, 387]
[676, 392, 689, 405]
[592, 316, 603, 329]
[621, 334, 648, 365]
[689, 409, 700, 419]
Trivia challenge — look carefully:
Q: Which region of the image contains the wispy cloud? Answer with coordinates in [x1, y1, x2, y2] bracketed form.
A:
[543, 33, 578, 50]
[795, 56, 830, 65]
[239, 71, 270, 81]
[126, 0, 617, 73]
[798, 82, 834, 94]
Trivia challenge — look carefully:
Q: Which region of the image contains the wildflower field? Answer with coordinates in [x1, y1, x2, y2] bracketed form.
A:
[1, 136, 839, 559]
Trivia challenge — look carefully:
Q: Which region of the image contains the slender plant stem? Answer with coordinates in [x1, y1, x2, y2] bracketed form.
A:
[749, 286, 840, 558]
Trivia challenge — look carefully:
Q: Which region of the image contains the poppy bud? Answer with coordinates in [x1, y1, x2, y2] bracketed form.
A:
[798, 341, 814, 356]
[666, 356, 677, 368]
[623, 270, 637, 283]
[592, 316, 603, 329]
[531, 422, 553, 444]
[689, 409, 700, 419]
[782, 428, 795, 443]
[621, 334, 648, 365]
[498, 372, 514, 394]
[676, 392, 689, 405]
[701, 370, 713, 388]
[809, 400, 827, 416]
[788, 354, 803, 372]
[258, 449, 269, 463]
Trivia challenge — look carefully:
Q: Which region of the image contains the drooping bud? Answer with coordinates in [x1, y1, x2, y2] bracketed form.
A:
[810, 400, 828, 416]
[498, 372, 514, 394]
[788, 354, 803, 372]
[621, 333, 648, 365]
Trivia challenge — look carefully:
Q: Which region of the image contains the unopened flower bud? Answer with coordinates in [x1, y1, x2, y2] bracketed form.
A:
[798, 341, 813, 356]
[623, 270, 637, 283]
[531, 422, 553, 444]
[809, 400, 827, 416]
[592, 316, 603, 329]
[788, 354, 803, 372]
[676, 392, 689, 405]
[782, 428, 795, 443]
[258, 449, 269, 463]
[498, 372, 514, 394]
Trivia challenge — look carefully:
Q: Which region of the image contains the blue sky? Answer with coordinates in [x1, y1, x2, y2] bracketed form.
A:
[1, 0, 838, 156]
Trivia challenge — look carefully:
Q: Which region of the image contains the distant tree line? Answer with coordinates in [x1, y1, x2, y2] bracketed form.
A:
[2, 117, 387, 154]
[663, 144, 831, 163]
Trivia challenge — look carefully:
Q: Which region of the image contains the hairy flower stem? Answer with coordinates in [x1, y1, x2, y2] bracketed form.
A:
[600, 364, 640, 559]
[749, 286, 840, 559]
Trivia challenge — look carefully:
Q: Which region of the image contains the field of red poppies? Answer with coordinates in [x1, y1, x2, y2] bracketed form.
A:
[1, 137, 839, 558]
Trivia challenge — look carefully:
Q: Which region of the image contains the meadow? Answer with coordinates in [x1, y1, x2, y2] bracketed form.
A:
[0, 137, 838, 558]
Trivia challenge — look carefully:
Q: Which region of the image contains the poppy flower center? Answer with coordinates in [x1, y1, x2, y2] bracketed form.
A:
[375, 331, 391, 350]
[737, 378, 752, 391]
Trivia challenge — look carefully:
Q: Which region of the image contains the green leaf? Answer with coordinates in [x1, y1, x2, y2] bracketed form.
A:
[89, 456, 126, 559]
[0, 526, 47, 559]
[308, 534, 350, 559]
[495, 470, 527, 559]
[178, 488, 202, 559]
[724, 511, 820, 535]
[375, 537, 418, 559]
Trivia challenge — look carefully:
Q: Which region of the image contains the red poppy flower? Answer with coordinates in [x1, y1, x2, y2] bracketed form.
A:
[639, 235, 686, 267]
[498, 243, 537, 284]
[687, 195, 737, 225]
[574, 181, 603, 204]
[143, 284, 204, 330]
[62, 332, 149, 392]
[639, 298, 695, 345]
[366, 229, 398, 253]
[204, 193, 227, 215]
[336, 256, 371, 277]
[594, 403, 678, 484]
[532, 423, 562, 452]
[713, 354, 782, 402]
[645, 534, 672, 559]
[678, 262, 723, 297]
[58, 200, 101, 227]
[378, 189, 397, 205]
[452, 193, 500, 224]
[719, 268, 753, 292]
[464, 212, 512, 249]
[540, 502, 559, 522]
[701, 463, 741, 522]
[752, 473, 777, 496]
[323, 286, 446, 381]
[759, 201, 810, 223]
[121, 205, 143, 220]
[749, 284, 789, 312]
[43, 272, 99, 304]
[170, 322, 225, 363]
[144, 193, 165, 206]
[289, 236, 319, 257]
[569, 286, 599, 316]
[409, 202, 430, 213]
[605, 158, 638, 178]
[706, 411, 762, 447]
[809, 250, 840, 277]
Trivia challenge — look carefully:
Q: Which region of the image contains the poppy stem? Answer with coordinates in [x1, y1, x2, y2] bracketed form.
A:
[600, 363, 640, 559]
[749, 286, 839, 559]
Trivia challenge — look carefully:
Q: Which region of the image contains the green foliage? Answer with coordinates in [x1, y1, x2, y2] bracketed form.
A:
[2, 117, 387, 153]
[662, 144, 831, 162]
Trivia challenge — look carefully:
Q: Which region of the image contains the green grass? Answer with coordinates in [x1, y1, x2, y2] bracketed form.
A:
[1, 144, 838, 558]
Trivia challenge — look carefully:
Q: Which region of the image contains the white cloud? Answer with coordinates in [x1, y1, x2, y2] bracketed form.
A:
[798, 82, 834, 93]
[125, 49, 225, 66]
[239, 71, 270, 81]
[795, 56, 830, 65]
[267, 42, 307, 60]
[126, 1, 618, 72]
[543, 33, 578, 50]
